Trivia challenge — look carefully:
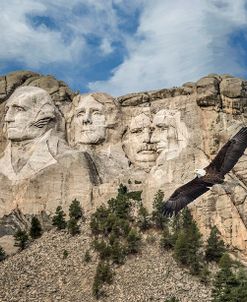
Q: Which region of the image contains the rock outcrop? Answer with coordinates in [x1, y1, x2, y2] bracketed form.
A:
[0, 71, 247, 261]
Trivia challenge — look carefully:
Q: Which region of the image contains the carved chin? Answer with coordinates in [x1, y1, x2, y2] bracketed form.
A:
[77, 134, 105, 144]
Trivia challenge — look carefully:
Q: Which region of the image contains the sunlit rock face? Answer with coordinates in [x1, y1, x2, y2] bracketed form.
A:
[1, 71, 247, 261]
[0, 85, 93, 244]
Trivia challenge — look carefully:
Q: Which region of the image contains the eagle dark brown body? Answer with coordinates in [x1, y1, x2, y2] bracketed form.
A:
[162, 127, 247, 216]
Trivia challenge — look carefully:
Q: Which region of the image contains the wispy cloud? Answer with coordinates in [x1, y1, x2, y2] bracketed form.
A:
[1, 0, 247, 96]
[89, 0, 247, 95]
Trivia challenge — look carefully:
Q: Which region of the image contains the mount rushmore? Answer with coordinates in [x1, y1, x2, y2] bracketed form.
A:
[0, 70, 247, 260]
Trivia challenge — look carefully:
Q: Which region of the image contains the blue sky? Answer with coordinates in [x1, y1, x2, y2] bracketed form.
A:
[1, 0, 247, 96]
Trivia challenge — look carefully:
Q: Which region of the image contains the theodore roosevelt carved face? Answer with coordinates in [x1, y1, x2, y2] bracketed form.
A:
[122, 109, 189, 168]
[4, 86, 56, 142]
[122, 112, 158, 169]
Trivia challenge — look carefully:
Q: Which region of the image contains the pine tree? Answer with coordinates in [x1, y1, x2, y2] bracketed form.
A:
[137, 203, 150, 231]
[14, 229, 29, 250]
[69, 199, 83, 220]
[52, 206, 67, 230]
[30, 217, 42, 239]
[212, 253, 238, 302]
[173, 208, 202, 275]
[205, 226, 225, 263]
[152, 190, 167, 230]
[127, 228, 141, 254]
[92, 261, 113, 299]
[67, 217, 80, 236]
[213, 254, 247, 302]
[0, 246, 6, 261]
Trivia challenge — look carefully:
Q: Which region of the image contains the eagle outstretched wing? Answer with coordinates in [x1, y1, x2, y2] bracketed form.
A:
[206, 127, 247, 176]
[162, 127, 247, 216]
[162, 178, 212, 216]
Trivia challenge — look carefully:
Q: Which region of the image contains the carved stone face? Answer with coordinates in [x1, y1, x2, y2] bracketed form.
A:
[122, 112, 158, 168]
[4, 87, 55, 142]
[152, 109, 189, 161]
[151, 110, 169, 154]
[72, 95, 106, 145]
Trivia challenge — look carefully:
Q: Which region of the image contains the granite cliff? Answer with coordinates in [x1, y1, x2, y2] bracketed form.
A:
[0, 71, 247, 261]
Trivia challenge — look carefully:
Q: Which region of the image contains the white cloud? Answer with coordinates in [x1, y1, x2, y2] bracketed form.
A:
[0, 0, 134, 68]
[89, 0, 247, 96]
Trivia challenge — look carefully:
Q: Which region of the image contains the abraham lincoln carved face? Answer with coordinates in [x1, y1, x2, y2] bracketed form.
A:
[4, 86, 55, 142]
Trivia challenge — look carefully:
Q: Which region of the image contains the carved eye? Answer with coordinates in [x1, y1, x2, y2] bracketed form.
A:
[131, 128, 143, 134]
[14, 106, 25, 112]
[77, 110, 85, 117]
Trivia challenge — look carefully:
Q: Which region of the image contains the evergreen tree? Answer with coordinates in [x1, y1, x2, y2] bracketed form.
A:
[92, 261, 113, 299]
[160, 226, 174, 250]
[0, 246, 6, 261]
[137, 203, 151, 231]
[212, 253, 247, 302]
[67, 217, 80, 235]
[152, 190, 167, 230]
[52, 206, 67, 230]
[127, 229, 141, 254]
[173, 208, 202, 275]
[30, 217, 42, 239]
[212, 253, 238, 302]
[69, 199, 83, 220]
[14, 229, 29, 250]
[205, 226, 225, 263]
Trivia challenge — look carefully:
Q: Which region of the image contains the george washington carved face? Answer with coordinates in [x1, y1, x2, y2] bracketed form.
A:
[4, 86, 55, 142]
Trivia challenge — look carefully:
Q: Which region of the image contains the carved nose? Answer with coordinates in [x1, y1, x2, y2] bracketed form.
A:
[4, 110, 14, 122]
[143, 128, 152, 143]
[82, 111, 92, 124]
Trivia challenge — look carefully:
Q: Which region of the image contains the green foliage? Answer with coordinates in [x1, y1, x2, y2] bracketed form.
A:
[0, 246, 6, 261]
[127, 229, 141, 254]
[29, 217, 42, 239]
[90, 184, 143, 296]
[67, 217, 80, 236]
[164, 297, 179, 302]
[84, 249, 91, 263]
[137, 203, 151, 231]
[212, 253, 240, 302]
[92, 261, 113, 299]
[52, 206, 67, 230]
[152, 190, 168, 230]
[127, 190, 142, 202]
[69, 199, 84, 220]
[205, 226, 226, 263]
[63, 249, 69, 259]
[160, 226, 175, 250]
[173, 208, 202, 275]
[14, 229, 29, 250]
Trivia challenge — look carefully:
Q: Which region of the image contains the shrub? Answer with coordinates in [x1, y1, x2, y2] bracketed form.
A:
[14, 229, 29, 250]
[205, 226, 226, 263]
[137, 203, 151, 231]
[84, 249, 91, 263]
[92, 261, 113, 299]
[0, 246, 6, 261]
[52, 206, 67, 230]
[30, 217, 42, 239]
[67, 217, 80, 236]
[152, 190, 167, 230]
[127, 229, 141, 254]
[69, 199, 83, 220]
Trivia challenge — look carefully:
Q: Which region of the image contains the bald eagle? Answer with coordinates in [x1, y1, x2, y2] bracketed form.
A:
[162, 127, 247, 216]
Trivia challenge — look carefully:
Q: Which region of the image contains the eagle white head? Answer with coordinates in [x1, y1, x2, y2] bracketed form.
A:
[195, 168, 206, 178]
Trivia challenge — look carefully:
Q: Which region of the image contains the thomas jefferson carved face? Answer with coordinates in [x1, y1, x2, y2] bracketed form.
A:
[72, 95, 106, 144]
[4, 86, 55, 142]
[122, 112, 158, 168]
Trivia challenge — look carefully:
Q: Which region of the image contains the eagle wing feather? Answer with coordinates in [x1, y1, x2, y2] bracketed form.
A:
[162, 178, 212, 216]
